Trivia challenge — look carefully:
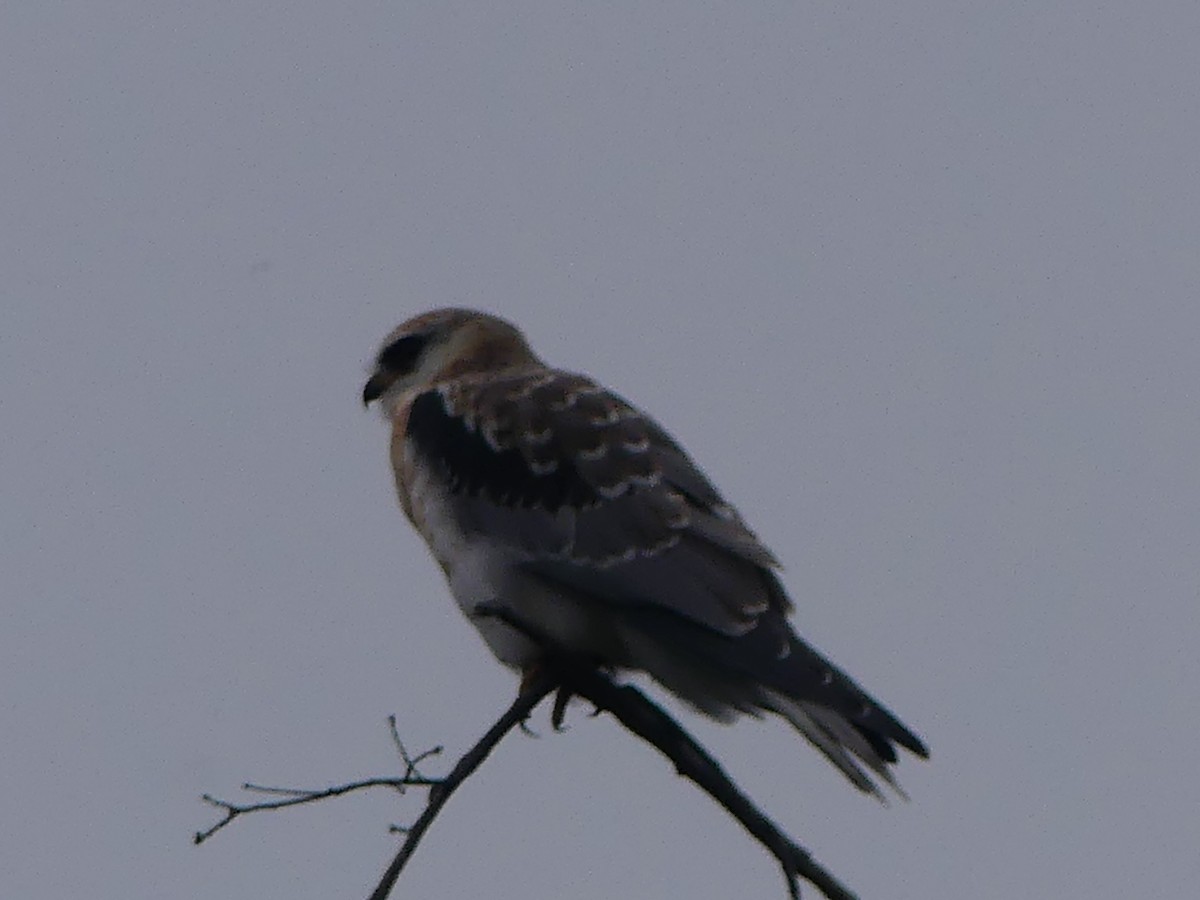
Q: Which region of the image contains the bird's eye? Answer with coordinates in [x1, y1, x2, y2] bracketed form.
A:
[377, 334, 427, 375]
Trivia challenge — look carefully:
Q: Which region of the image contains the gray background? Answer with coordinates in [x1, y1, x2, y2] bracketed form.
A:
[3, 2, 1198, 898]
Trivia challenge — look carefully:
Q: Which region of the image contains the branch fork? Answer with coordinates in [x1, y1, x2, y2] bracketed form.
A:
[197, 607, 858, 900]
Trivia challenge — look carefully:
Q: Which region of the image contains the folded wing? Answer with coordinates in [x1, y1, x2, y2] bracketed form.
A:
[406, 369, 927, 797]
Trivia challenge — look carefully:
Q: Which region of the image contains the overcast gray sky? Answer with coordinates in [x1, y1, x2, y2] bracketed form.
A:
[3, 2, 1198, 898]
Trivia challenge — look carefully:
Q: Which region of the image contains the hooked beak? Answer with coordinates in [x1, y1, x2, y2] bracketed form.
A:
[362, 371, 389, 407]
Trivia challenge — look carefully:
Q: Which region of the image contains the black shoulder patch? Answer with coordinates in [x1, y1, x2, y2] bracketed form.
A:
[406, 390, 599, 511]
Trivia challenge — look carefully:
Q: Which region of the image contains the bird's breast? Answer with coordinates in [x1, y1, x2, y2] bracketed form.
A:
[393, 441, 466, 577]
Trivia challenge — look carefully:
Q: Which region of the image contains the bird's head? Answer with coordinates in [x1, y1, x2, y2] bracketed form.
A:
[362, 308, 541, 414]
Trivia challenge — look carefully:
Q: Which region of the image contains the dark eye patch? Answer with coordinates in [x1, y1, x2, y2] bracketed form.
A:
[377, 334, 427, 375]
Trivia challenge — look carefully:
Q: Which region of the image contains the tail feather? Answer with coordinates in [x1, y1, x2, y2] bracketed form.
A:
[769, 632, 930, 763]
[765, 690, 908, 802]
[614, 602, 928, 797]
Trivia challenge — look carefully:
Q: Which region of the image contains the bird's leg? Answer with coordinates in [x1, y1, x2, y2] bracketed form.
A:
[518, 659, 550, 696]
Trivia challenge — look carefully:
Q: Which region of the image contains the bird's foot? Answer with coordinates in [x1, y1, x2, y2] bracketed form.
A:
[517, 661, 556, 736]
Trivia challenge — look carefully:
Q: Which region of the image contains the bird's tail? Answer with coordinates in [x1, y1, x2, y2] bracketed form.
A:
[758, 623, 929, 802]
[618, 602, 929, 800]
[762, 689, 908, 803]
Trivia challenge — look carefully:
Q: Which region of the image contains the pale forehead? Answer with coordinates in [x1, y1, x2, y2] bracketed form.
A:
[382, 307, 513, 343]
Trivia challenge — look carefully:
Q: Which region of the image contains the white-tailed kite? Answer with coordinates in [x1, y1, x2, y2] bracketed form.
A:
[363, 308, 928, 799]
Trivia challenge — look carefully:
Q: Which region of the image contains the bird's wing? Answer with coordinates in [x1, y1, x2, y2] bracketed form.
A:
[405, 369, 785, 639]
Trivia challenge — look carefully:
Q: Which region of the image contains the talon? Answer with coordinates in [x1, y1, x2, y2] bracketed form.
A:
[551, 686, 575, 731]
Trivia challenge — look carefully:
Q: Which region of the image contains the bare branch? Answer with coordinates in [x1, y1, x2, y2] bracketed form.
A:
[198, 611, 858, 900]
[194, 723, 444, 846]
[562, 667, 855, 900]
[366, 669, 557, 900]
[473, 605, 858, 900]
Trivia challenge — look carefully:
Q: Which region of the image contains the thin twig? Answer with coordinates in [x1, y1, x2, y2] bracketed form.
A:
[385, 715, 445, 777]
[195, 776, 432, 845]
[194, 722, 444, 846]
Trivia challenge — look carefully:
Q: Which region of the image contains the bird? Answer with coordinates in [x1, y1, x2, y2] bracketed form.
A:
[362, 308, 928, 800]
